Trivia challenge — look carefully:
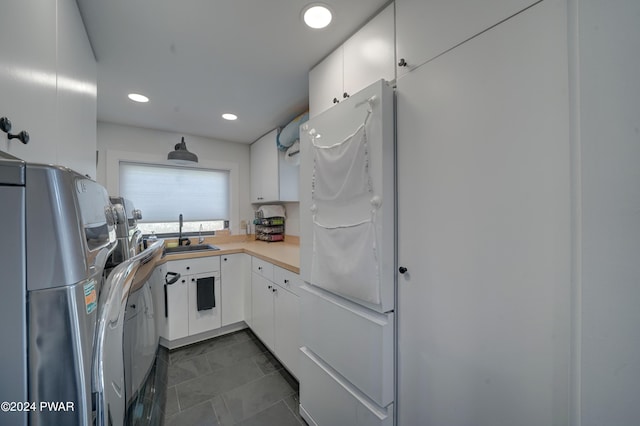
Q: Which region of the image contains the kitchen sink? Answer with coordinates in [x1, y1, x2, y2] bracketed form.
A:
[164, 244, 220, 254]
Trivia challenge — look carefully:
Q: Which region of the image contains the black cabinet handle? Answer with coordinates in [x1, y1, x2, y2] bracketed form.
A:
[272, 288, 277, 293]
[164, 285, 169, 318]
[398, 58, 408, 67]
[0, 116, 11, 133]
[191, 278, 195, 282]
[267, 285, 272, 289]
[181, 279, 186, 283]
[343, 92, 350, 99]
[186, 266, 190, 270]
[8, 130, 29, 144]
[333, 97, 339, 104]
[284, 279, 289, 284]
[223, 257, 227, 261]
[165, 272, 180, 285]
[399, 266, 408, 274]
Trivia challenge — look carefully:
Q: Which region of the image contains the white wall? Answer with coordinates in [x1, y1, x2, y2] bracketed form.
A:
[96, 121, 254, 235]
[283, 202, 300, 236]
[573, 0, 640, 424]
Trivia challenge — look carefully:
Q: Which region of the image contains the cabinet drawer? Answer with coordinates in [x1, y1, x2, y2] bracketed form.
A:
[273, 266, 302, 296]
[300, 283, 394, 407]
[166, 256, 220, 276]
[299, 347, 393, 426]
[251, 257, 274, 281]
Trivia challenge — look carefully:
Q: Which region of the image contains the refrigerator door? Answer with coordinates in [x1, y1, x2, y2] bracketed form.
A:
[299, 79, 395, 313]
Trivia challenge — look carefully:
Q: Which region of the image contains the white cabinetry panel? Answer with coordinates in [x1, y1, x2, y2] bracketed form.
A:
[396, 0, 538, 77]
[300, 283, 393, 407]
[165, 275, 189, 340]
[251, 272, 275, 349]
[309, 4, 394, 118]
[221, 253, 248, 326]
[250, 129, 298, 203]
[55, 0, 97, 177]
[343, 4, 395, 96]
[396, 1, 571, 425]
[299, 347, 393, 426]
[0, 0, 96, 176]
[164, 256, 221, 341]
[187, 271, 221, 335]
[0, 0, 57, 164]
[250, 129, 279, 203]
[249, 257, 300, 377]
[274, 283, 299, 377]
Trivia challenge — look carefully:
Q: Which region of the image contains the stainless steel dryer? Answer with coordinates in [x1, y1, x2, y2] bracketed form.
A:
[0, 152, 117, 425]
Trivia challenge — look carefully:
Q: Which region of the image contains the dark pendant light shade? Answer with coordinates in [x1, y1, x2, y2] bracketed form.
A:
[168, 137, 198, 163]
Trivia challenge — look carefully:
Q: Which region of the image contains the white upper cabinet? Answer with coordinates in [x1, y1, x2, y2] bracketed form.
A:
[308, 48, 344, 118]
[396, 0, 538, 78]
[0, 0, 97, 177]
[55, 0, 98, 178]
[250, 128, 299, 203]
[343, 4, 395, 97]
[309, 3, 395, 118]
[0, 0, 58, 165]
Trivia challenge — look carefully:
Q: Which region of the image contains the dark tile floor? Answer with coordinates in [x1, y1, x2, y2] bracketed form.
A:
[162, 329, 306, 426]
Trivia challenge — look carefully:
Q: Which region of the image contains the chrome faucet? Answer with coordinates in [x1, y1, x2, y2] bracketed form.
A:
[198, 224, 205, 245]
[178, 214, 190, 246]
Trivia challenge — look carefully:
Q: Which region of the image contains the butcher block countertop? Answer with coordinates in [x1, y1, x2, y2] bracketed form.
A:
[160, 234, 300, 274]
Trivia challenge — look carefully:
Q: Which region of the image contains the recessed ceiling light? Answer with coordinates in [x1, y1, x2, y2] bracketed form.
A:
[128, 93, 149, 103]
[303, 4, 332, 29]
[222, 113, 238, 121]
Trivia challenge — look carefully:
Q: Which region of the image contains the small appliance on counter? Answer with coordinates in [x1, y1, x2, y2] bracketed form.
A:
[254, 204, 286, 242]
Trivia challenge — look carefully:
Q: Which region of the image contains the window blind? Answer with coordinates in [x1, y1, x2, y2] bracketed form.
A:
[119, 162, 229, 222]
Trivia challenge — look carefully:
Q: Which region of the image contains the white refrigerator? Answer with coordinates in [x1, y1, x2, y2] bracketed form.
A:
[298, 79, 396, 426]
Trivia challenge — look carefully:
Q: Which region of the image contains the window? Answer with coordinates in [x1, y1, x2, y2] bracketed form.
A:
[119, 161, 229, 235]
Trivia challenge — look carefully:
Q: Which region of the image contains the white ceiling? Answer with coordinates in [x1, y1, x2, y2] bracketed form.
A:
[76, 0, 390, 144]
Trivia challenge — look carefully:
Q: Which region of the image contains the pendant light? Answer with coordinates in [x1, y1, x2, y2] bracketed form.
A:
[168, 137, 198, 164]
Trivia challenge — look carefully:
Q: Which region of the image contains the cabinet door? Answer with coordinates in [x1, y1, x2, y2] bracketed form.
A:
[165, 275, 189, 340]
[221, 254, 248, 326]
[250, 272, 274, 349]
[396, 0, 538, 78]
[0, 0, 57, 164]
[188, 272, 222, 335]
[397, 2, 570, 425]
[250, 129, 280, 203]
[274, 285, 299, 378]
[308, 47, 344, 118]
[151, 263, 168, 339]
[343, 3, 395, 96]
[55, 0, 97, 178]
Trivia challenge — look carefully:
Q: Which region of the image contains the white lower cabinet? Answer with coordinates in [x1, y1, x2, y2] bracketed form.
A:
[221, 253, 249, 326]
[187, 271, 222, 335]
[250, 258, 300, 378]
[251, 272, 276, 349]
[164, 256, 221, 341]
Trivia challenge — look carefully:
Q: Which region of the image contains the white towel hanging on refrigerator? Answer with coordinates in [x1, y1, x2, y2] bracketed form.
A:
[310, 116, 381, 305]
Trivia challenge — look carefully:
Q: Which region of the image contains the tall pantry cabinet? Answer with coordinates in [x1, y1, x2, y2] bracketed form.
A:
[395, 0, 640, 425]
[396, 1, 571, 425]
